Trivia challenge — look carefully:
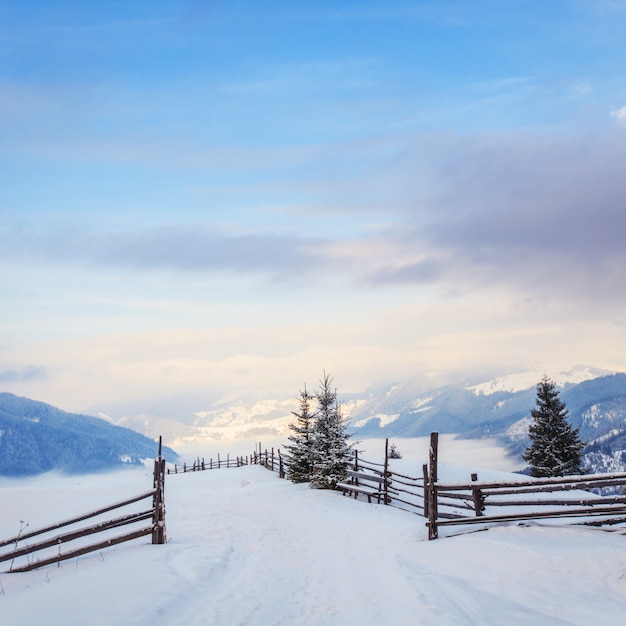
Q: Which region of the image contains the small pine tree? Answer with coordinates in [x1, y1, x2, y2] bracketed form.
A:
[284, 386, 315, 483]
[523, 375, 585, 477]
[310, 371, 353, 489]
[388, 443, 402, 459]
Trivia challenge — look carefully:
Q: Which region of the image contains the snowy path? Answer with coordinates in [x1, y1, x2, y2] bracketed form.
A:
[2, 465, 626, 625]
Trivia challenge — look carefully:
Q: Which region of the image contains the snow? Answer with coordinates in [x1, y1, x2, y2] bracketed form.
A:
[466, 366, 608, 396]
[352, 412, 400, 428]
[2, 454, 626, 625]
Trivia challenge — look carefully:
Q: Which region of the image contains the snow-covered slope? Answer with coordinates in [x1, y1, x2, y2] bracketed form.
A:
[2, 461, 626, 625]
[466, 365, 611, 396]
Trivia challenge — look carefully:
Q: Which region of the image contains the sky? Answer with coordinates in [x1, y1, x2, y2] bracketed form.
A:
[1, 0, 626, 416]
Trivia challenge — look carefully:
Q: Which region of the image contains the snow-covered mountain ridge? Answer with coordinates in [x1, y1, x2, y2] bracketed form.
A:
[100, 366, 626, 475]
[465, 365, 611, 396]
[6, 366, 623, 475]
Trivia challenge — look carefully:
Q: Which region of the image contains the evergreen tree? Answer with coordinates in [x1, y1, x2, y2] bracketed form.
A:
[523, 376, 585, 477]
[388, 443, 402, 459]
[310, 372, 353, 489]
[284, 386, 315, 483]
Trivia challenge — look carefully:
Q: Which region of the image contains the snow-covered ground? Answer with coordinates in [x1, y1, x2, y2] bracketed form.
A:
[2, 455, 626, 625]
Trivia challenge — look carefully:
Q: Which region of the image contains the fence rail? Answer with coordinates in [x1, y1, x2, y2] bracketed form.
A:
[338, 441, 427, 515]
[1, 438, 167, 573]
[425, 432, 626, 539]
[168, 455, 249, 474]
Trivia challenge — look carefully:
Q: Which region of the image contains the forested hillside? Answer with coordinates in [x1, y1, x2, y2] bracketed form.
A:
[0, 393, 177, 476]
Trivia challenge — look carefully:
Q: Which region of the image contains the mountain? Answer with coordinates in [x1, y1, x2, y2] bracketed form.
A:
[79, 365, 626, 474]
[349, 367, 626, 473]
[0, 392, 178, 476]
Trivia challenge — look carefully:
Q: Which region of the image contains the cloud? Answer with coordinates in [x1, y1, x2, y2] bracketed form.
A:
[611, 105, 626, 125]
[357, 131, 626, 305]
[0, 366, 47, 383]
[3, 129, 626, 311]
[1, 225, 329, 280]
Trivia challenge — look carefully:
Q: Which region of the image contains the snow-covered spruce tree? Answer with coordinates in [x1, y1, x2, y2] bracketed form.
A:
[310, 372, 353, 489]
[284, 386, 315, 483]
[523, 376, 585, 477]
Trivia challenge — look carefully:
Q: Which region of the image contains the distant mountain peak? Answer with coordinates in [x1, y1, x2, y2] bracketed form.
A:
[466, 365, 613, 396]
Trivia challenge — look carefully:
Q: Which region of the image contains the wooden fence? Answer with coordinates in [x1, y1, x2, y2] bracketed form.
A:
[425, 432, 626, 539]
[251, 445, 285, 478]
[324, 433, 626, 540]
[167, 443, 284, 477]
[160, 434, 626, 542]
[168, 454, 249, 474]
[1, 438, 167, 573]
[337, 439, 427, 515]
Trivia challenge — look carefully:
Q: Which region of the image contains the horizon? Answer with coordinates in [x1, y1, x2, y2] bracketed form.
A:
[2, 1, 626, 415]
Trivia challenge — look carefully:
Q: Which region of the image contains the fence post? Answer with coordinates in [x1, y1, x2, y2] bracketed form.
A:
[278, 450, 285, 478]
[471, 473, 484, 516]
[383, 438, 390, 505]
[427, 432, 439, 540]
[422, 464, 429, 518]
[152, 436, 167, 545]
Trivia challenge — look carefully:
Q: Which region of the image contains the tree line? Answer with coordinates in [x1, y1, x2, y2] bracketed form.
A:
[284, 371, 586, 486]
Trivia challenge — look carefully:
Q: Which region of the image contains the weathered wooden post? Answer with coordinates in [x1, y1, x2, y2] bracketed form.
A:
[278, 449, 285, 478]
[471, 473, 484, 516]
[427, 432, 439, 540]
[422, 464, 429, 518]
[383, 438, 390, 505]
[152, 436, 167, 545]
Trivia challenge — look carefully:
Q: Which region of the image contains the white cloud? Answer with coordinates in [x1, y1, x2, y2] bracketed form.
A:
[610, 105, 626, 125]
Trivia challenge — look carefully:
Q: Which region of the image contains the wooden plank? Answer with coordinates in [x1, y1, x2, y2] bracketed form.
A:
[0, 509, 154, 564]
[434, 472, 626, 492]
[388, 496, 425, 512]
[479, 480, 626, 496]
[484, 496, 626, 508]
[0, 490, 156, 549]
[7, 527, 154, 573]
[357, 457, 386, 469]
[336, 483, 381, 496]
[391, 485, 424, 498]
[346, 470, 385, 483]
[434, 505, 626, 527]
[388, 474, 423, 487]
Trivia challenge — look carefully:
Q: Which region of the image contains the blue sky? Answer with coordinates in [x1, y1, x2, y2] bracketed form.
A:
[2, 1, 626, 414]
